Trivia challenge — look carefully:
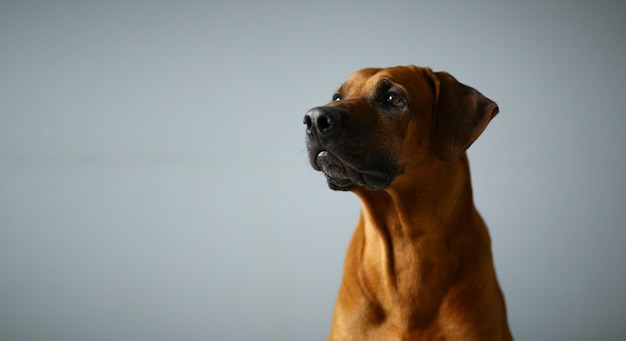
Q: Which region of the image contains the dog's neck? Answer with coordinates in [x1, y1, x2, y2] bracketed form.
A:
[351, 154, 491, 326]
[356, 154, 477, 237]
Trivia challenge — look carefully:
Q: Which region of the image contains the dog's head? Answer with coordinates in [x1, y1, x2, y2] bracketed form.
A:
[304, 65, 498, 191]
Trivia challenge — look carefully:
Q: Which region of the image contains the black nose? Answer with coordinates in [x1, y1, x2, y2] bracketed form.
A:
[304, 107, 343, 138]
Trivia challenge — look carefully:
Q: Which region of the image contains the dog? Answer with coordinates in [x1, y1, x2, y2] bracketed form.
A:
[304, 65, 512, 340]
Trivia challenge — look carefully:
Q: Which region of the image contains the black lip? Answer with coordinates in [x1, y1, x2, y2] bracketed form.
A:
[313, 149, 392, 191]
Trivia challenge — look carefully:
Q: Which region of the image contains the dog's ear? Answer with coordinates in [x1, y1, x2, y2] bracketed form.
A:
[424, 69, 499, 162]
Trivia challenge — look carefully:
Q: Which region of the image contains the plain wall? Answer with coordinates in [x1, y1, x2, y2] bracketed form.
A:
[1, 1, 625, 340]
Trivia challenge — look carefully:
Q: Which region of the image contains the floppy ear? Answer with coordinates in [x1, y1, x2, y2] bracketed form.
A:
[426, 70, 499, 162]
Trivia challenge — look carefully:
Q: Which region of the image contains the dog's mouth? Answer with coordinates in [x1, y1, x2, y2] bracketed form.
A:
[314, 150, 392, 191]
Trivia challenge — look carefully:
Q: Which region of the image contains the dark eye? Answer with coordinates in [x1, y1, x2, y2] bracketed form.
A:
[332, 93, 342, 101]
[385, 92, 405, 107]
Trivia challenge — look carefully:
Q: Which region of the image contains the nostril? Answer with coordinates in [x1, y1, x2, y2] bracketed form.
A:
[303, 115, 312, 133]
[316, 114, 333, 132]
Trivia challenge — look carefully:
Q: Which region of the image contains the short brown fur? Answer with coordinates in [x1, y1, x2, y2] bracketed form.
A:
[304, 65, 512, 340]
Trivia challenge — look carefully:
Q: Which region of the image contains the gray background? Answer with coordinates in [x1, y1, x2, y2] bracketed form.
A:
[1, 1, 625, 340]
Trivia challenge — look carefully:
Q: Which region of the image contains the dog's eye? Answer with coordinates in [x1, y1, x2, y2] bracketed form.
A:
[385, 93, 405, 107]
[332, 93, 342, 101]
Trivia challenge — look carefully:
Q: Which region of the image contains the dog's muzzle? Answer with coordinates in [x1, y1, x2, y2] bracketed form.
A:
[304, 107, 396, 191]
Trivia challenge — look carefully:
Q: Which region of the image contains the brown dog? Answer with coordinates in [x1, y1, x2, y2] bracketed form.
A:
[304, 65, 512, 340]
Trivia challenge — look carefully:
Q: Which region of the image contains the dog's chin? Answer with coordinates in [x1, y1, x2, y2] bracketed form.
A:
[325, 176, 357, 191]
[325, 174, 391, 191]
[316, 151, 393, 191]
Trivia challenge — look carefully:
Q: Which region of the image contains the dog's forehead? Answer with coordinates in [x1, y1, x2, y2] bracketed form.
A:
[341, 66, 417, 94]
[339, 68, 379, 93]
